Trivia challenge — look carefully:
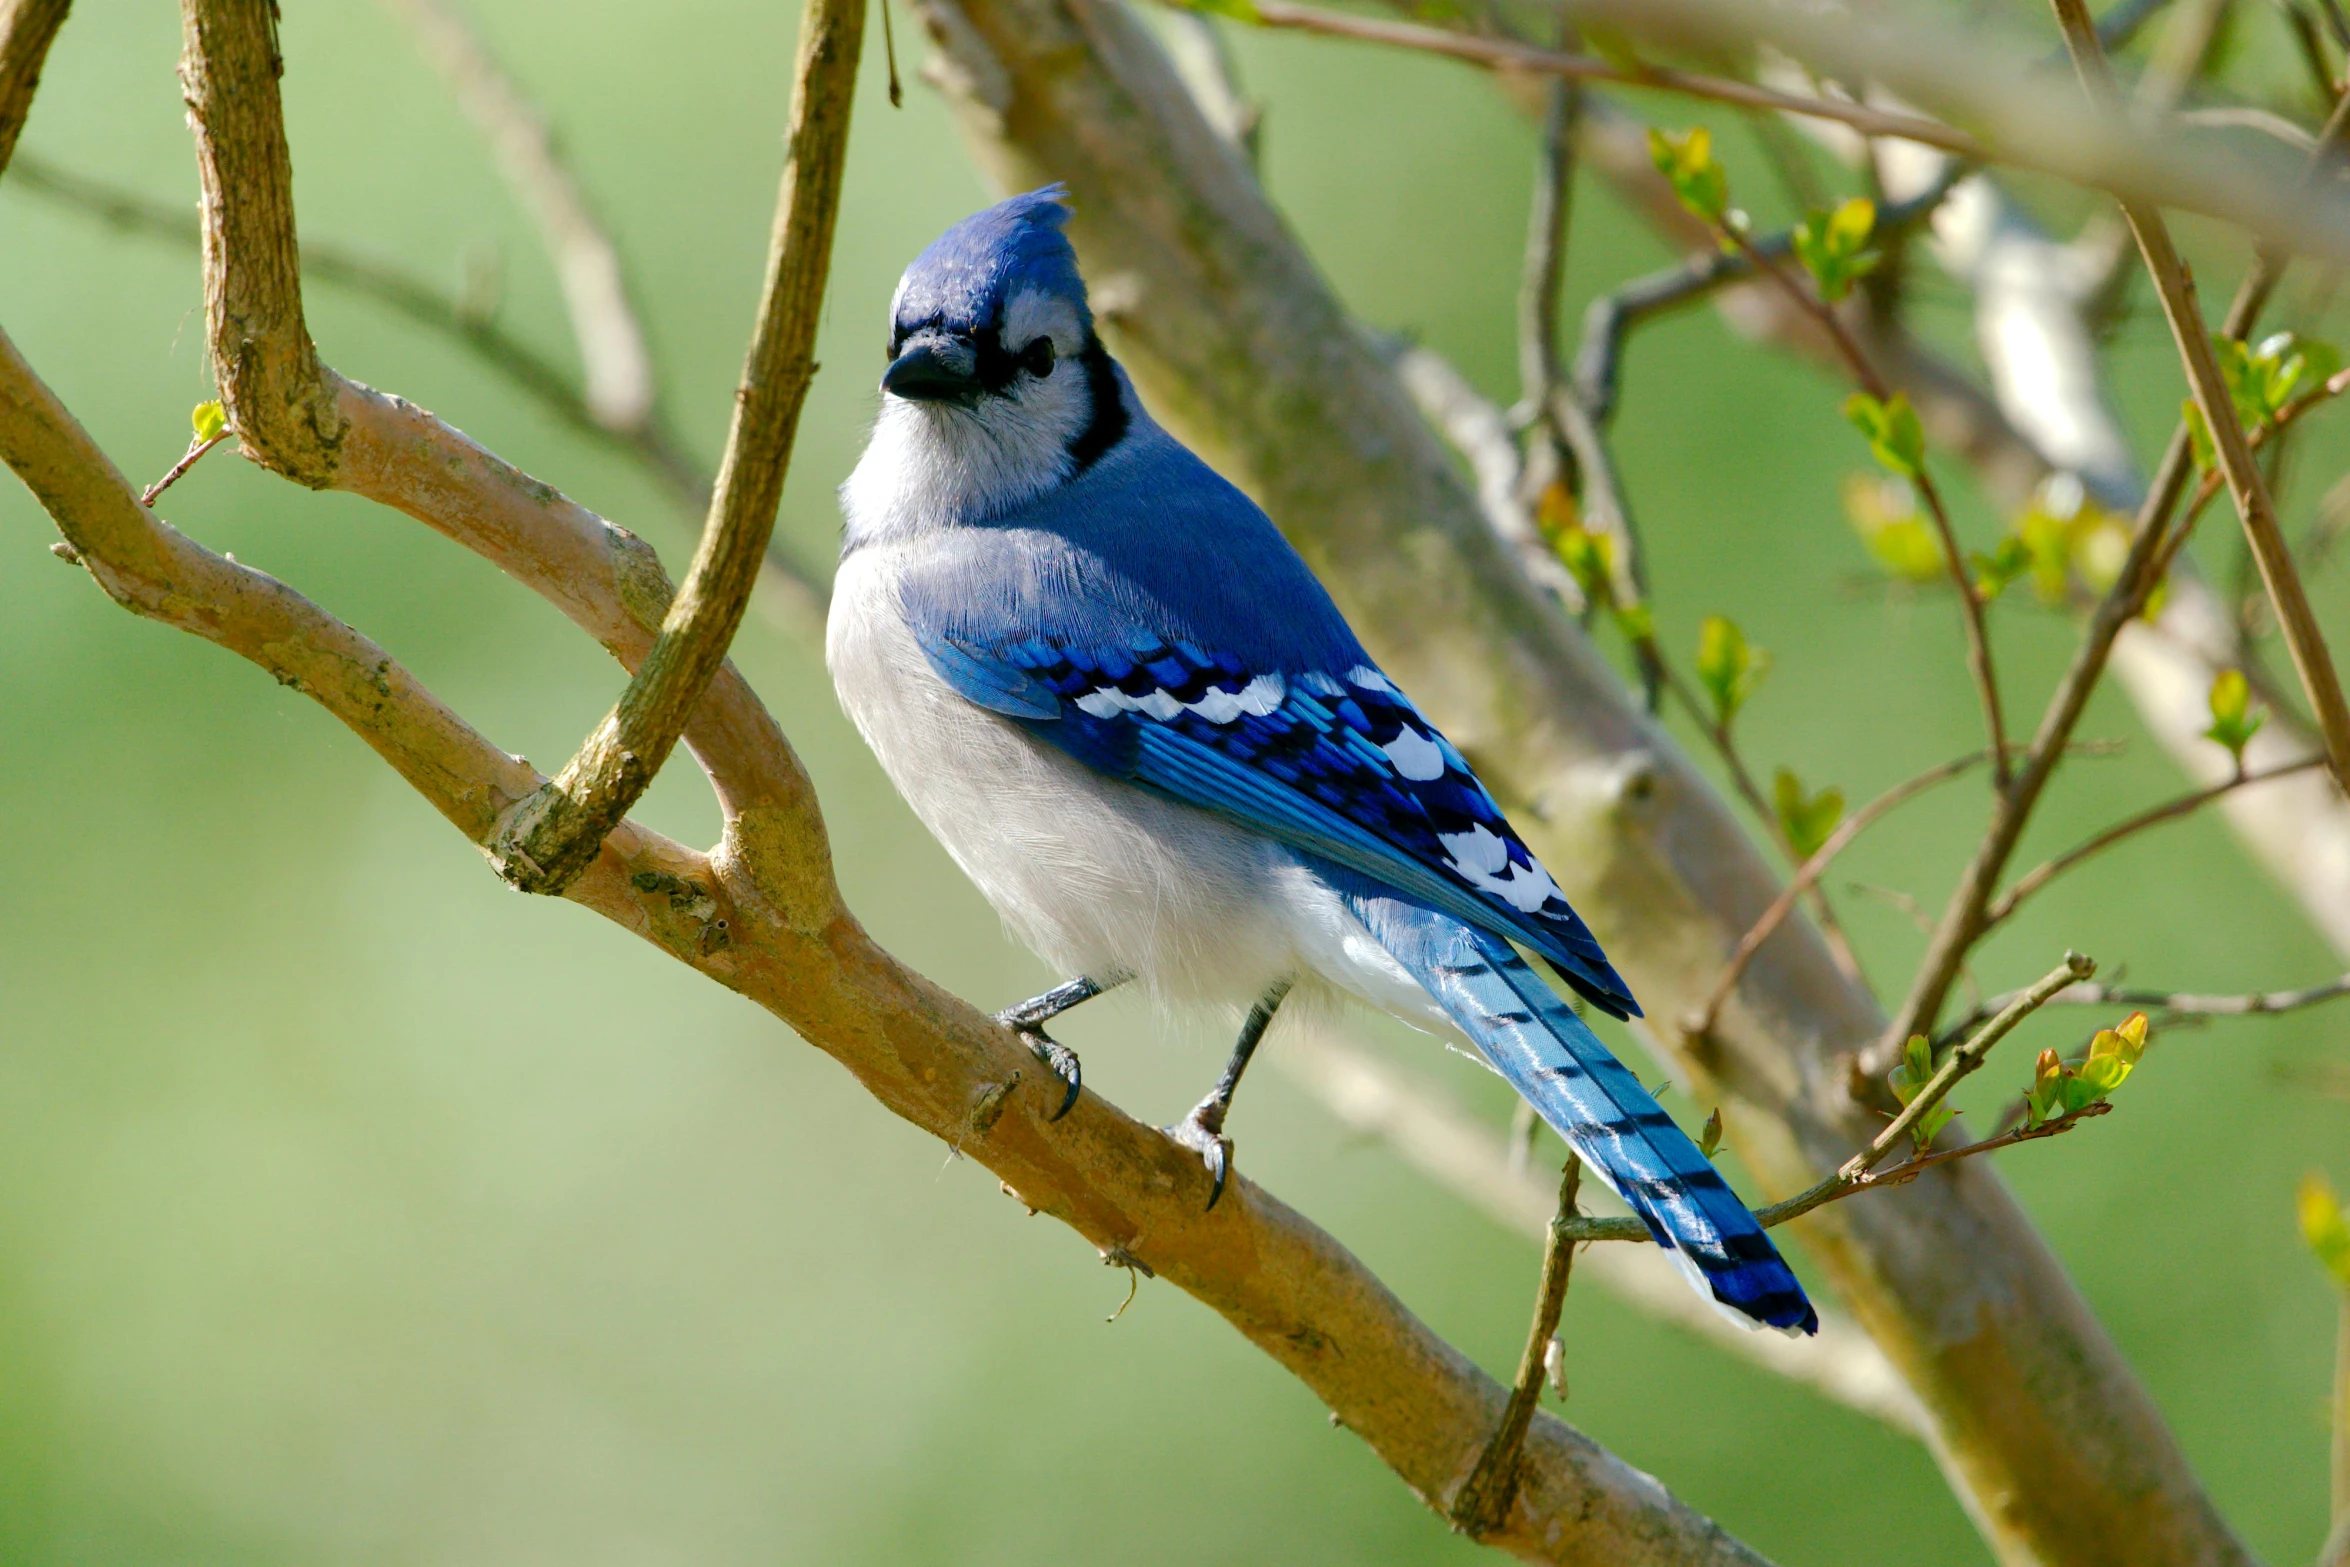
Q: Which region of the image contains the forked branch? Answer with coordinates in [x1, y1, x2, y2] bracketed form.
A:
[491, 0, 861, 894]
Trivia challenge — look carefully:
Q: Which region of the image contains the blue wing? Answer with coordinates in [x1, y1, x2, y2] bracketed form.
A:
[878, 408, 1634, 1016]
[908, 617, 1637, 1019]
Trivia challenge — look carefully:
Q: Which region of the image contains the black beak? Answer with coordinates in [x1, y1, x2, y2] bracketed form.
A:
[882, 341, 980, 405]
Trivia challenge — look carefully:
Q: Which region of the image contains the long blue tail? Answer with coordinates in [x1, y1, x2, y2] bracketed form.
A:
[1344, 887, 1818, 1336]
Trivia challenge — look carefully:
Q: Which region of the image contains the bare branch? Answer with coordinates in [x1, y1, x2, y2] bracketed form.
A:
[2048, 0, 2350, 796]
[0, 0, 68, 176]
[1713, 223, 2011, 786]
[493, 0, 861, 893]
[177, 0, 345, 486]
[1206, 0, 2350, 262]
[1453, 1156, 1583, 1538]
[377, 0, 656, 433]
[1691, 751, 1993, 1040]
[1571, 169, 1964, 431]
[1570, 955, 2106, 1245]
[1939, 972, 2350, 1048]
[1560, 0, 2350, 262]
[2335, 1293, 2350, 1553]
[1986, 756, 2328, 928]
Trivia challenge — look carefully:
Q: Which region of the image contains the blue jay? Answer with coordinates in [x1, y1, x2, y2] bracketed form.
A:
[828, 189, 1817, 1337]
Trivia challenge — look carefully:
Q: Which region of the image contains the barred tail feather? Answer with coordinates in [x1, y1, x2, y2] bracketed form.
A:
[1345, 889, 1819, 1337]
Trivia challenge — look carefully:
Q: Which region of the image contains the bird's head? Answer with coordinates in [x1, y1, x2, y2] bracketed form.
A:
[881, 185, 1125, 445]
[845, 188, 1132, 540]
[883, 185, 1092, 407]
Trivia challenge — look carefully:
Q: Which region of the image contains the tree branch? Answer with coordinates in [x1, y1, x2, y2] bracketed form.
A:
[2048, 0, 2350, 797]
[1936, 971, 2350, 1047]
[911, 2, 2255, 1558]
[1690, 751, 1993, 1040]
[1452, 1156, 1582, 1538]
[1985, 756, 2327, 928]
[0, 0, 67, 175]
[490, 0, 861, 893]
[177, 0, 346, 486]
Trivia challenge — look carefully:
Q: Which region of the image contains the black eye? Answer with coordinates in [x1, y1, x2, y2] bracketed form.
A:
[1019, 338, 1056, 378]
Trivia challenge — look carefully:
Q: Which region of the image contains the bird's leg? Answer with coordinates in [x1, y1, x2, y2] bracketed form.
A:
[994, 975, 1123, 1121]
[1166, 980, 1293, 1211]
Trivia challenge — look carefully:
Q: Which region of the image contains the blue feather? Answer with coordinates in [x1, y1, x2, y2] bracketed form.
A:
[1340, 881, 1817, 1335]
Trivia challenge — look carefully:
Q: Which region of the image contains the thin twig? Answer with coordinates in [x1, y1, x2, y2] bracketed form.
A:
[2146, 366, 2350, 591]
[139, 429, 229, 507]
[2050, 0, 2350, 798]
[1985, 756, 2327, 928]
[490, 0, 862, 894]
[1451, 1155, 1582, 1537]
[1214, 0, 1993, 155]
[1719, 226, 2010, 785]
[1690, 750, 1993, 1039]
[1936, 971, 2350, 1049]
[1274, 1028, 1929, 1433]
[1570, 955, 2101, 1245]
[1572, 166, 1967, 430]
[1868, 93, 2350, 1070]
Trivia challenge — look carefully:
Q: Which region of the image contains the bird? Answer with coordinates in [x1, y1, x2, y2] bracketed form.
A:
[826, 187, 1818, 1337]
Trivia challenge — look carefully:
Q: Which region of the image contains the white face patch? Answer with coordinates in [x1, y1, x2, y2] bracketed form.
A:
[1000, 287, 1087, 360]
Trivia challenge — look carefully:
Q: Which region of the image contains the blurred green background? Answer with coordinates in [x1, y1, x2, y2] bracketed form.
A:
[5, 2, 2350, 1562]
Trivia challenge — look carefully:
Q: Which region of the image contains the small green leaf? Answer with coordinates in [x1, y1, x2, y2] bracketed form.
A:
[1550, 518, 1615, 611]
[1842, 475, 1943, 582]
[1843, 391, 1925, 479]
[1698, 1108, 1723, 1160]
[2301, 1174, 2350, 1291]
[2182, 399, 2217, 473]
[1614, 600, 1655, 644]
[1647, 126, 1728, 223]
[2202, 668, 2265, 764]
[1970, 537, 2032, 601]
[1792, 197, 1880, 303]
[1695, 614, 1766, 726]
[1772, 768, 1845, 861]
[1888, 1037, 1954, 1149]
[2026, 1048, 2065, 1129]
[191, 400, 228, 443]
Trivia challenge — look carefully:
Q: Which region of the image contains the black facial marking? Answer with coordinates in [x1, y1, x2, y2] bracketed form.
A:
[1066, 336, 1129, 472]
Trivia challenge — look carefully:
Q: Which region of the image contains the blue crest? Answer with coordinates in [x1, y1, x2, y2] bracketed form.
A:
[892, 186, 1090, 345]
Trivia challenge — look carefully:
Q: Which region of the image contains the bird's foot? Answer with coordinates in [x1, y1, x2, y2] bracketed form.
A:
[994, 1010, 1082, 1121]
[1164, 1096, 1234, 1211]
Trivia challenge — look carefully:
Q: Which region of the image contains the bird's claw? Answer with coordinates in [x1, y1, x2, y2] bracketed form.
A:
[1163, 1108, 1233, 1211]
[997, 1012, 1082, 1121]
